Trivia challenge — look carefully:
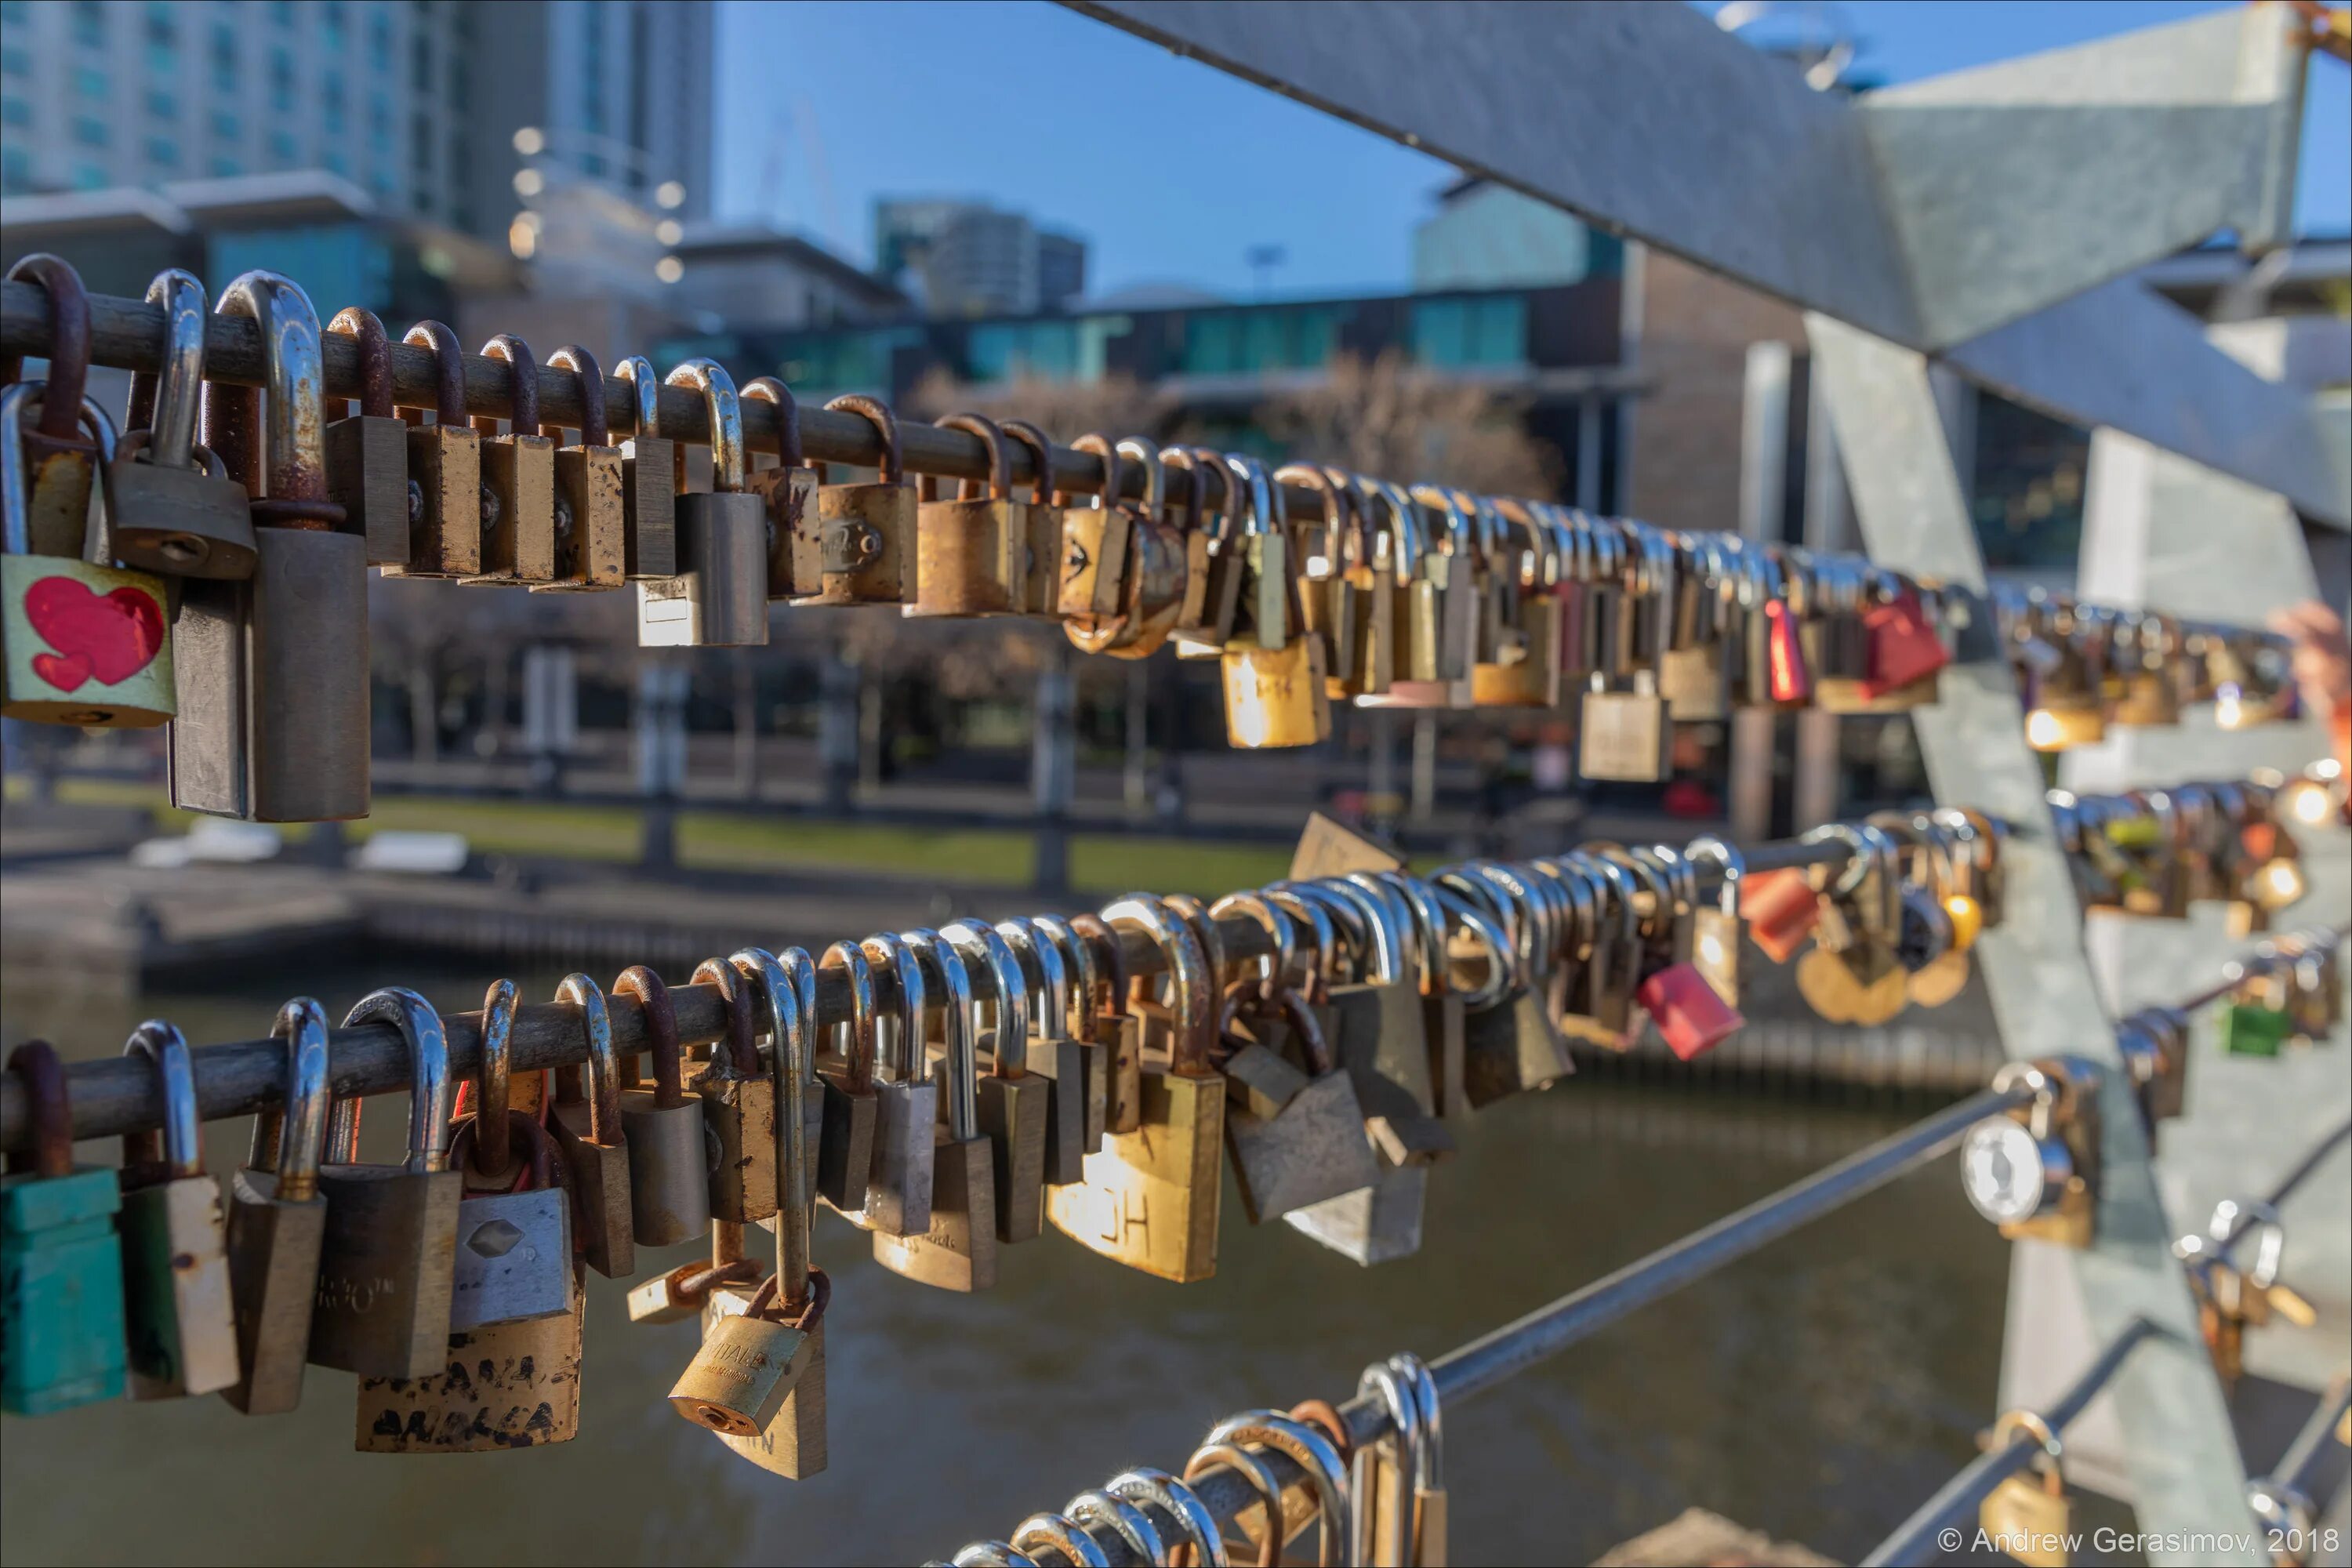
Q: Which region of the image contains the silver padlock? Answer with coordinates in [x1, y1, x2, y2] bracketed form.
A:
[637, 358, 768, 648]
[117, 1019, 241, 1399]
[111, 267, 256, 579]
[613, 964, 710, 1247]
[443, 979, 572, 1331]
[851, 931, 938, 1239]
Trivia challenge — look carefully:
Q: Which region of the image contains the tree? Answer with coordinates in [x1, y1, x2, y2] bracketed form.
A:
[1256, 350, 1559, 499]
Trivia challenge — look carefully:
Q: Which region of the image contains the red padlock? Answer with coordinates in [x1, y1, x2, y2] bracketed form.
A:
[1638, 964, 1747, 1062]
[1766, 597, 1812, 706]
[1863, 586, 1950, 697]
[1742, 867, 1822, 964]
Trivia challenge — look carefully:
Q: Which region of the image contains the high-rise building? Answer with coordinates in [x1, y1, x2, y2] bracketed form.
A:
[873, 198, 1090, 317]
[0, 0, 711, 245]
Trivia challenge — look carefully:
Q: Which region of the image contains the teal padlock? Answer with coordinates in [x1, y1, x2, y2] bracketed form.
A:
[2, 1040, 129, 1414]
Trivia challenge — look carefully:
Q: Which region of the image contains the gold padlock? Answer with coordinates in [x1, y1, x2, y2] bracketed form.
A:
[530, 344, 626, 592]
[796, 394, 915, 606]
[909, 412, 1024, 618]
[460, 334, 556, 586]
[1000, 419, 1066, 619]
[1978, 1410, 2071, 1568]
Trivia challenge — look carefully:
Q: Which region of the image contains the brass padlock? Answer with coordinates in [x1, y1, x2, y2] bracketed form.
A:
[1237, 454, 1293, 656]
[741, 376, 817, 600]
[1054, 430, 1132, 622]
[172, 270, 370, 823]
[111, 268, 256, 579]
[1167, 445, 1243, 655]
[221, 997, 332, 1416]
[638, 358, 769, 647]
[629, 1221, 758, 1325]
[0, 255, 99, 559]
[1469, 500, 1562, 709]
[1073, 912, 1145, 1136]
[1580, 521, 1675, 782]
[549, 973, 635, 1279]
[117, 1021, 241, 1399]
[460, 333, 557, 585]
[1277, 463, 1358, 692]
[1221, 493, 1330, 748]
[529, 344, 625, 592]
[2, 385, 175, 727]
[874, 927, 1000, 1291]
[1068, 437, 1186, 661]
[383, 320, 480, 577]
[1341, 470, 1398, 698]
[690, 955, 780, 1225]
[1000, 419, 1066, 619]
[1047, 896, 1225, 1282]
[796, 393, 916, 605]
[321, 307, 412, 567]
[910, 412, 1024, 617]
[615, 354, 677, 579]
[1978, 1410, 2071, 1568]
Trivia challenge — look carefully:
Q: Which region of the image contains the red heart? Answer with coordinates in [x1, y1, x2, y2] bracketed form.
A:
[31, 650, 93, 692]
[23, 574, 165, 685]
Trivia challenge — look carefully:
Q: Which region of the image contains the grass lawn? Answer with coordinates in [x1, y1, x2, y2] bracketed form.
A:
[10, 778, 1295, 895]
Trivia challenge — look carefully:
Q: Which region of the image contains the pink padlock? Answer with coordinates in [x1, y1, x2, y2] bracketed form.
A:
[1638, 964, 1747, 1062]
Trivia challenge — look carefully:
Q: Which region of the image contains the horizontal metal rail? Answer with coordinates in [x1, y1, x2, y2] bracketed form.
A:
[1861, 1318, 2161, 1567]
[0, 833, 1851, 1152]
[2250, 1374, 2352, 1518]
[963, 1083, 2036, 1563]
[2165, 927, 2346, 1018]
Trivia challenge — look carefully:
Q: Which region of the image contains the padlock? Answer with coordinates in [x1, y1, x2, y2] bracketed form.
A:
[1220, 967, 1382, 1226]
[812, 942, 879, 1218]
[874, 927, 1000, 1291]
[1054, 430, 1133, 622]
[1032, 915, 1111, 1156]
[1105, 1469, 1222, 1566]
[549, 972, 635, 1279]
[1962, 1058, 2101, 1248]
[690, 953, 780, 1225]
[610, 965, 710, 1247]
[221, 996, 332, 1415]
[2219, 966, 2293, 1057]
[1358, 1356, 1426, 1568]
[1166, 445, 1242, 655]
[739, 375, 817, 600]
[1580, 523, 1675, 781]
[910, 412, 1024, 617]
[613, 354, 677, 578]
[172, 270, 370, 823]
[1073, 911, 1146, 1137]
[357, 1105, 581, 1454]
[1279, 463, 1359, 694]
[1203, 1410, 1356, 1568]
[628, 1219, 758, 1325]
[458, 334, 556, 585]
[441, 982, 572, 1332]
[993, 916, 1090, 1188]
[796, 393, 916, 605]
[1299, 878, 1439, 1130]
[322, 306, 412, 566]
[1069, 437, 1186, 661]
[765, 946, 831, 1211]
[1363, 483, 1481, 709]
[114, 1020, 241, 1399]
[1634, 849, 1746, 1061]
[1377, 481, 1445, 686]
[2, 384, 175, 727]
[1, 255, 103, 558]
[1861, 575, 1948, 702]
[1682, 835, 1746, 1007]
[998, 418, 1067, 619]
[637, 359, 768, 646]
[1440, 867, 1569, 1109]
[1793, 822, 1907, 1025]
[310, 987, 463, 1380]
[2113, 1006, 2187, 1128]
[1, 1041, 128, 1415]
[849, 932, 938, 1239]
[528, 343, 626, 592]
[110, 268, 256, 579]
[943, 920, 1050, 1243]
[1978, 1410, 2071, 1568]
[1657, 533, 1730, 721]
[1047, 895, 1225, 1282]
[381, 319, 481, 577]
[680, 946, 827, 1477]
[1382, 872, 1474, 1121]
[1469, 500, 1563, 708]
[1222, 627, 1333, 748]
[1556, 853, 1649, 1049]
[1340, 470, 1399, 698]
[1063, 1489, 1167, 1565]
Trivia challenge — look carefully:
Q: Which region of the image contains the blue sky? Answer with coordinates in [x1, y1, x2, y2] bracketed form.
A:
[713, 1, 2352, 299]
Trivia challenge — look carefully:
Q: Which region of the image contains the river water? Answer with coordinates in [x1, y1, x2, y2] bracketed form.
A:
[2, 959, 2016, 1565]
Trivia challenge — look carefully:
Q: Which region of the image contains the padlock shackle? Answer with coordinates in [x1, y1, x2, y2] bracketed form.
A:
[326, 307, 395, 421]
[665, 358, 746, 494]
[993, 917, 1072, 1047]
[739, 375, 802, 469]
[1029, 915, 1094, 1037]
[122, 1019, 202, 1179]
[1069, 912, 1130, 1021]
[338, 986, 456, 1174]
[901, 927, 980, 1140]
[823, 393, 903, 485]
[1210, 891, 1297, 991]
[1389, 1350, 1445, 1492]
[1157, 443, 1210, 540]
[1105, 1470, 1221, 1567]
[1264, 886, 1339, 999]
[688, 955, 763, 1079]
[448, 1107, 553, 1196]
[1104, 895, 1215, 1078]
[1114, 437, 1163, 517]
[554, 972, 621, 1142]
[0, 255, 92, 441]
[543, 344, 607, 446]
[1274, 460, 1353, 574]
[401, 320, 471, 425]
[459, 979, 521, 1180]
[860, 933, 931, 1085]
[472, 334, 539, 438]
[999, 419, 1056, 508]
[126, 268, 208, 471]
[728, 946, 813, 1306]
[942, 919, 1030, 1077]
[931, 412, 1010, 504]
[1434, 888, 1515, 1007]
[0, 383, 114, 557]
[1063, 432, 1123, 512]
[1357, 1359, 1425, 1566]
[1202, 1411, 1352, 1568]
[612, 965, 685, 1107]
[818, 942, 880, 1095]
[612, 354, 662, 441]
[1162, 893, 1227, 989]
[212, 271, 330, 508]
[252, 996, 332, 1201]
[3, 1041, 72, 1179]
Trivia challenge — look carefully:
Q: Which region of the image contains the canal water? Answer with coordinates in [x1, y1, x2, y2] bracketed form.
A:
[3, 960, 2019, 1565]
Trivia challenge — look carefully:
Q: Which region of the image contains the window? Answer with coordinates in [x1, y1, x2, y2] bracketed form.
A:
[212, 108, 239, 142]
[143, 2, 173, 45]
[271, 47, 294, 113]
[1409, 295, 1527, 369]
[323, 71, 345, 133]
[211, 24, 237, 91]
[2, 146, 31, 193]
[1, 95, 27, 129]
[410, 30, 430, 92]
[323, 148, 347, 176]
[74, 65, 106, 99]
[73, 161, 107, 190]
[369, 6, 390, 61]
[368, 93, 389, 143]
[268, 129, 297, 165]
[0, 2, 27, 27]
[409, 111, 430, 172]
[71, 0, 104, 48]
[71, 114, 107, 148]
[145, 42, 173, 75]
[145, 134, 177, 168]
[1180, 306, 1345, 376]
[322, 2, 345, 46]
[146, 87, 176, 120]
[210, 154, 240, 177]
[1, 45, 24, 76]
[270, 1, 297, 27]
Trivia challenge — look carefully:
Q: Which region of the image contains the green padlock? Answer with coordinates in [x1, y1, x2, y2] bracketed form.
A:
[2220, 988, 2292, 1058]
[2, 1040, 129, 1415]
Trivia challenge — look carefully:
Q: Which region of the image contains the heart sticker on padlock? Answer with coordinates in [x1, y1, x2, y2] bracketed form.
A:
[24, 575, 166, 686]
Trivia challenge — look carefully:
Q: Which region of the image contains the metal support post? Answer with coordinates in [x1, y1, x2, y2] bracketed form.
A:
[1806, 312, 2260, 1563]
